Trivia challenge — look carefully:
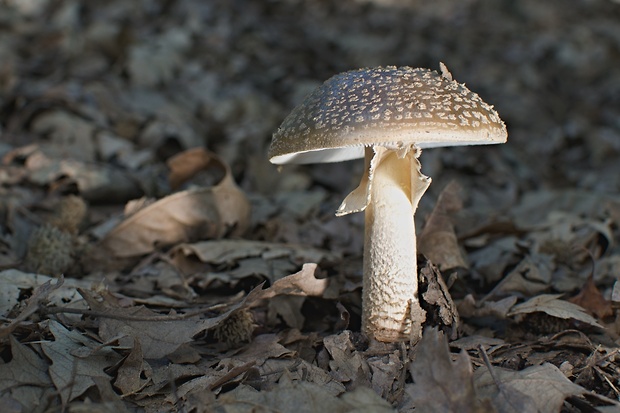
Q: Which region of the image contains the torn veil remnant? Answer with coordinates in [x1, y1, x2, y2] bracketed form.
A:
[269, 64, 507, 343]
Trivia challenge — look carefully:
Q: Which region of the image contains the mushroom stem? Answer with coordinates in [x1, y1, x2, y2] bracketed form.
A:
[362, 147, 430, 342]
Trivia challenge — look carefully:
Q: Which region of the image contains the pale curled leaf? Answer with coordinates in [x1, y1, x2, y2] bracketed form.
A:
[508, 294, 603, 328]
[167, 146, 218, 190]
[101, 151, 250, 257]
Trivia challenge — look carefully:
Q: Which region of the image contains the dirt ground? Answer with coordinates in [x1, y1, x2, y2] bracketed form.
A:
[1, 0, 620, 412]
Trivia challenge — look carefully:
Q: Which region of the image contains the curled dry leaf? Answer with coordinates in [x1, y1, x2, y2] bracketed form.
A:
[419, 260, 459, 340]
[418, 181, 468, 271]
[101, 150, 250, 257]
[167, 146, 218, 190]
[508, 294, 603, 329]
[568, 275, 613, 319]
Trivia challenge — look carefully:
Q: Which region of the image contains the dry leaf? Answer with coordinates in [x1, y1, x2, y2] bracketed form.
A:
[405, 328, 492, 413]
[167, 146, 219, 190]
[0, 336, 51, 393]
[418, 181, 468, 271]
[568, 275, 613, 319]
[101, 151, 250, 257]
[474, 363, 588, 413]
[41, 320, 121, 406]
[114, 338, 151, 396]
[23, 149, 143, 203]
[90, 299, 206, 359]
[323, 331, 371, 387]
[217, 378, 394, 413]
[0, 335, 54, 413]
[419, 261, 459, 339]
[366, 351, 404, 401]
[170, 240, 339, 288]
[508, 294, 603, 328]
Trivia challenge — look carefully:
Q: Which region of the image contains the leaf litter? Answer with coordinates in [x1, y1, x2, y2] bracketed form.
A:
[1, 0, 620, 412]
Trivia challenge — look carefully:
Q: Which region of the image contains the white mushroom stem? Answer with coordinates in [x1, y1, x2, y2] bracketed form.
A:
[362, 146, 430, 342]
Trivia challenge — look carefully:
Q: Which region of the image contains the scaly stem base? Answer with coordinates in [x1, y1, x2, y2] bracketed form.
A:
[362, 147, 430, 342]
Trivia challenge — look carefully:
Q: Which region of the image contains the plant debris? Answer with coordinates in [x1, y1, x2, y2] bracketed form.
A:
[1, 0, 620, 412]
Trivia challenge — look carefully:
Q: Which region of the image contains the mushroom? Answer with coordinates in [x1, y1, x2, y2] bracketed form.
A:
[269, 64, 507, 343]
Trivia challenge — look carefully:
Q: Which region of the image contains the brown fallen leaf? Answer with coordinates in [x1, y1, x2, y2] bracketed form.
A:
[171, 241, 337, 290]
[404, 328, 493, 413]
[41, 320, 121, 406]
[323, 331, 371, 388]
[217, 375, 394, 413]
[568, 275, 613, 320]
[167, 146, 219, 190]
[114, 338, 151, 396]
[507, 294, 603, 329]
[419, 260, 459, 340]
[82, 289, 207, 359]
[101, 151, 250, 257]
[474, 362, 589, 413]
[418, 181, 468, 271]
[0, 336, 51, 396]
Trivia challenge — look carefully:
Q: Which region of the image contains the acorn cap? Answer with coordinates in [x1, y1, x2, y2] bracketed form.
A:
[269, 65, 507, 164]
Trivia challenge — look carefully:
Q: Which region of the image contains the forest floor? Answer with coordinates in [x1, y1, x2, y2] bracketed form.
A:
[1, 0, 620, 412]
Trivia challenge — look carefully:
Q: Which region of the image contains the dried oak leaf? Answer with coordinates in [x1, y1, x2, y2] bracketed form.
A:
[101, 151, 250, 258]
[323, 331, 371, 387]
[41, 320, 121, 406]
[405, 328, 493, 413]
[114, 338, 151, 396]
[474, 363, 589, 413]
[0, 336, 51, 394]
[84, 290, 207, 359]
[0, 336, 54, 413]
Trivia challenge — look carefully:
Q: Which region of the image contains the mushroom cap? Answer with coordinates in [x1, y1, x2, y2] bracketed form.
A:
[269, 65, 507, 164]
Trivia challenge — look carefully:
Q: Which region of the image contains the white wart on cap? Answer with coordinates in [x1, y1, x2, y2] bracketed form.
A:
[269, 65, 506, 164]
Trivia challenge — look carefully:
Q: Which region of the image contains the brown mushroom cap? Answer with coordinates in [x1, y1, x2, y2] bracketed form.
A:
[269, 66, 507, 165]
